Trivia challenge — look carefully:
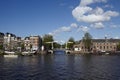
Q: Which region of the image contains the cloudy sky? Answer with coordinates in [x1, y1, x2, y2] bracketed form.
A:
[0, 0, 120, 43]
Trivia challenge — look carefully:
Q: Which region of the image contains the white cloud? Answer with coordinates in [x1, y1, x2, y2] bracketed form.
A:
[61, 26, 71, 32]
[70, 23, 78, 28]
[104, 4, 113, 8]
[104, 11, 119, 17]
[91, 22, 104, 29]
[77, 25, 90, 32]
[72, 0, 119, 23]
[48, 32, 53, 36]
[49, 23, 78, 36]
[80, 0, 107, 6]
[110, 24, 120, 28]
[92, 7, 104, 15]
[114, 36, 119, 39]
[110, 24, 117, 28]
[69, 6, 74, 9]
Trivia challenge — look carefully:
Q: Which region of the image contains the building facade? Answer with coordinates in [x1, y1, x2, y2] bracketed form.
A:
[24, 37, 30, 51]
[74, 38, 120, 53]
[24, 36, 42, 51]
[3, 33, 22, 51]
[4, 33, 16, 50]
[30, 36, 42, 51]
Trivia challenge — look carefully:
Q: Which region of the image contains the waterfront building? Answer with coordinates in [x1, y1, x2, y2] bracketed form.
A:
[74, 38, 120, 53]
[15, 37, 22, 52]
[24, 36, 42, 51]
[24, 37, 31, 51]
[4, 33, 16, 50]
[29, 36, 42, 51]
[3, 33, 22, 51]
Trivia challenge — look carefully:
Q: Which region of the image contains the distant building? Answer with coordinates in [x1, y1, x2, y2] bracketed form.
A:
[74, 38, 120, 53]
[4, 33, 16, 50]
[0, 32, 4, 47]
[30, 36, 42, 51]
[24, 37, 30, 50]
[23, 36, 42, 51]
[14, 37, 22, 52]
[3, 33, 22, 51]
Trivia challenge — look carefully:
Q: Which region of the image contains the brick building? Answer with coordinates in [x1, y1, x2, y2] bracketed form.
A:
[24, 36, 42, 51]
[74, 38, 120, 53]
[30, 36, 42, 51]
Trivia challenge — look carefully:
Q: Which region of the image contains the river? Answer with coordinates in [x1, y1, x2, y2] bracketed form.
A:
[0, 51, 120, 80]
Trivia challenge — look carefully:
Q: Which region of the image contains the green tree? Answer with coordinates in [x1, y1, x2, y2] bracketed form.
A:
[67, 37, 75, 49]
[54, 42, 61, 49]
[117, 42, 120, 51]
[21, 43, 25, 51]
[43, 34, 54, 50]
[30, 44, 32, 51]
[82, 32, 92, 52]
[0, 45, 3, 50]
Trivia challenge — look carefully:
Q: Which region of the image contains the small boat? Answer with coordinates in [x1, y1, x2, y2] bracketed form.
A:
[4, 55, 18, 58]
[4, 51, 15, 54]
[105, 52, 110, 55]
[47, 50, 53, 54]
[21, 51, 36, 56]
[4, 51, 18, 58]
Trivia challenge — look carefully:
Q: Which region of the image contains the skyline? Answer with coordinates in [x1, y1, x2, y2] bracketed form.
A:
[0, 0, 120, 42]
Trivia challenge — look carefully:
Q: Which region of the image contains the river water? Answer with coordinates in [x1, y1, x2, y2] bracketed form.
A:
[0, 51, 120, 80]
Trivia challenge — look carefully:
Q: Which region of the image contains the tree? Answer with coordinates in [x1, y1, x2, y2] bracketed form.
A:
[30, 44, 32, 51]
[67, 37, 75, 49]
[21, 43, 25, 51]
[42, 34, 54, 50]
[82, 32, 92, 52]
[54, 42, 61, 49]
[0, 45, 3, 50]
[117, 42, 120, 51]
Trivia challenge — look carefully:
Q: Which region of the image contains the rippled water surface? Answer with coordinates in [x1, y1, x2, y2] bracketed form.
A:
[0, 52, 120, 80]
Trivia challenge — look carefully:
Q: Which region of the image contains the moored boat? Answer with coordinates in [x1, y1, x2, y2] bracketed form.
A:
[4, 51, 15, 54]
[4, 51, 18, 58]
[21, 51, 36, 56]
[4, 55, 18, 58]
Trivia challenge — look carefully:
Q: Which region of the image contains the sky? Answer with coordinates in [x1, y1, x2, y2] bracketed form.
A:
[0, 0, 120, 43]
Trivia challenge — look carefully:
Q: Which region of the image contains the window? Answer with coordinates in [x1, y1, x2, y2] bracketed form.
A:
[114, 47, 116, 49]
[110, 46, 112, 49]
[82, 46, 83, 49]
[107, 46, 109, 49]
[104, 46, 105, 49]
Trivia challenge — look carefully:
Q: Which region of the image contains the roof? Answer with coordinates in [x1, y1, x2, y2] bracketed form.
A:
[79, 39, 120, 43]
[0, 32, 4, 36]
[92, 39, 120, 43]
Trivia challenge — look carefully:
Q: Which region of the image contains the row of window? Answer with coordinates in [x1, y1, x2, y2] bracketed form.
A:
[80, 46, 116, 50]
[94, 46, 116, 50]
[94, 42, 116, 45]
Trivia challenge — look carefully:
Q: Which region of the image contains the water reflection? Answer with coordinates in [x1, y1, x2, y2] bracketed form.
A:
[0, 54, 120, 80]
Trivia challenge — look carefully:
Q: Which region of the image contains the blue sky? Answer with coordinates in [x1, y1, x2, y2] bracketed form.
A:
[0, 0, 120, 43]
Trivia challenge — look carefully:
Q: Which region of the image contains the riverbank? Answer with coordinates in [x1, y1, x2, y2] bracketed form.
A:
[1, 50, 120, 56]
